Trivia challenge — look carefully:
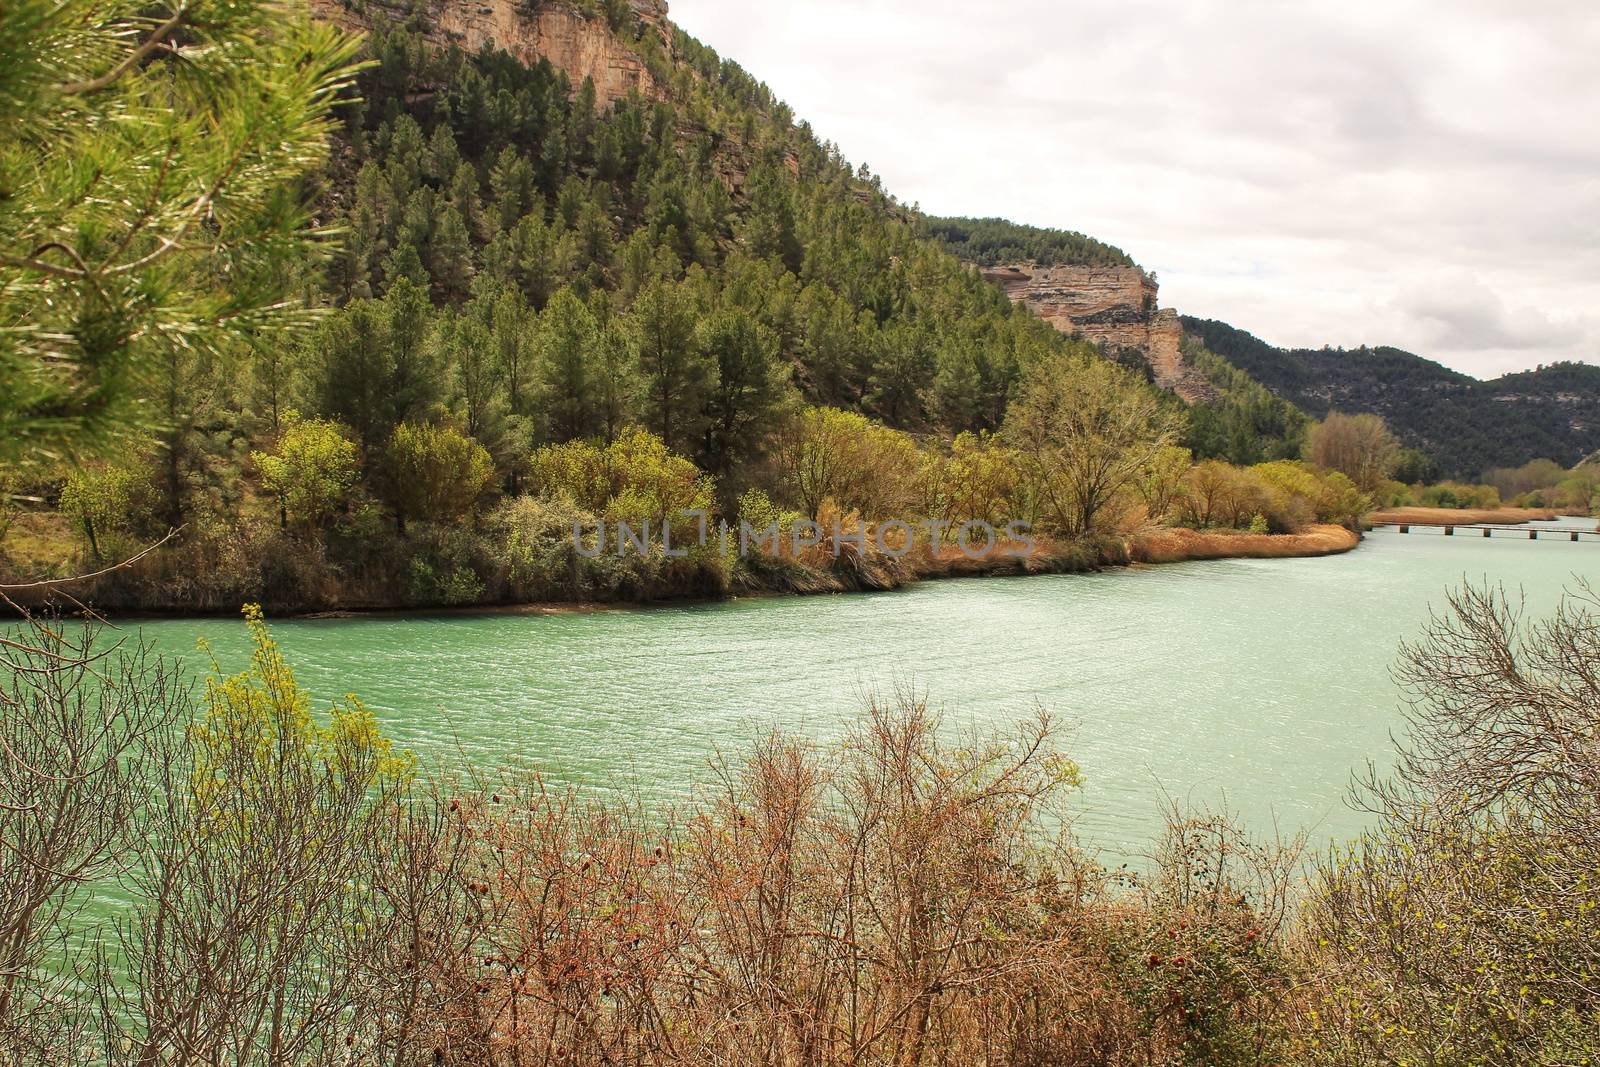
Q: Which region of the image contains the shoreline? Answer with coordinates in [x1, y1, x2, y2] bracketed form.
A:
[1368, 505, 1561, 527]
[8, 524, 1363, 622]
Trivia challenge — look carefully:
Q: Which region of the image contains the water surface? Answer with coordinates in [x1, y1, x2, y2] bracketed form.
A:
[129, 519, 1597, 857]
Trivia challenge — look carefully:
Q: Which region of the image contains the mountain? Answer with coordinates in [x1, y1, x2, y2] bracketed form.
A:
[924, 213, 1597, 478]
[1183, 318, 1600, 478]
[299, 0, 1121, 451]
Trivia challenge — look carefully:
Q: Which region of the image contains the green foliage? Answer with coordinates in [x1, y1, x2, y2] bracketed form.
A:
[193, 604, 411, 800]
[631, 279, 710, 455]
[306, 278, 442, 451]
[917, 431, 1024, 527]
[925, 216, 1135, 268]
[527, 426, 713, 531]
[58, 461, 151, 559]
[1005, 354, 1183, 537]
[1483, 457, 1567, 504]
[697, 306, 795, 479]
[772, 407, 921, 521]
[379, 422, 495, 530]
[536, 287, 602, 441]
[0, 0, 364, 467]
[1181, 336, 1309, 464]
[251, 415, 358, 533]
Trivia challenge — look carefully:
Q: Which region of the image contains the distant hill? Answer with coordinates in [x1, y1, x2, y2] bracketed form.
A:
[1182, 317, 1600, 478]
[925, 216, 1135, 269]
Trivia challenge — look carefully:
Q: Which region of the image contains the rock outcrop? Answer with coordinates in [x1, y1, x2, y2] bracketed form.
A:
[311, 0, 670, 108]
[980, 264, 1215, 403]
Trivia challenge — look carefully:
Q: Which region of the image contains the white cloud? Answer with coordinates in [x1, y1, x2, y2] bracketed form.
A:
[667, 0, 1600, 378]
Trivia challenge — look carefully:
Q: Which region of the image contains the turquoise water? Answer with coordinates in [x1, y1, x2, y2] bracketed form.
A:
[126, 518, 1596, 858]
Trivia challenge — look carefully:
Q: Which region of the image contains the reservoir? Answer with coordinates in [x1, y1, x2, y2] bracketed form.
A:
[130, 518, 1597, 858]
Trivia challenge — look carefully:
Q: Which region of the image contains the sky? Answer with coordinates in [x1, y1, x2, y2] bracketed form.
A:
[667, 0, 1600, 380]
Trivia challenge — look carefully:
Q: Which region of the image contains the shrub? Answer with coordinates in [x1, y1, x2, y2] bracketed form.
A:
[528, 426, 713, 536]
[250, 414, 359, 534]
[1298, 584, 1600, 1063]
[380, 421, 496, 532]
[772, 406, 922, 521]
[58, 462, 153, 559]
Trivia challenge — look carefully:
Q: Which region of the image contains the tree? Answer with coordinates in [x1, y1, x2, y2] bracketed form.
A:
[773, 407, 920, 521]
[697, 308, 794, 481]
[251, 416, 359, 534]
[630, 280, 710, 456]
[379, 422, 495, 532]
[537, 289, 600, 442]
[435, 308, 505, 451]
[1304, 583, 1600, 1063]
[0, 0, 363, 467]
[928, 432, 1023, 526]
[1307, 412, 1399, 493]
[0, 622, 184, 1061]
[58, 462, 150, 560]
[1004, 355, 1182, 537]
[488, 286, 538, 420]
[1135, 445, 1193, 525]
[307, 278, 443, 452]
[117, 606, 410, 1065]
[593, 321, 639, 445]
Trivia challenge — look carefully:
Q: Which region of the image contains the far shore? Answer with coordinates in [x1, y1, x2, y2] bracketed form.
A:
[1368, 505, 1561, 527]
[10, 523, 1363, 621]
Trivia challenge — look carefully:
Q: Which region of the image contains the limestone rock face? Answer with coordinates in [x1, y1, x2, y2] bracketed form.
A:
[312, 0, 670, 108]
[980, 264, 1215, 403]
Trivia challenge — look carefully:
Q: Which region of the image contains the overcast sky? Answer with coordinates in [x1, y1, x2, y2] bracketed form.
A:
[668, 0, 1599, 379]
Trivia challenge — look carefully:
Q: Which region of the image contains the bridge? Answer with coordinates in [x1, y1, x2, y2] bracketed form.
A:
[1373, 521, 1600, 542]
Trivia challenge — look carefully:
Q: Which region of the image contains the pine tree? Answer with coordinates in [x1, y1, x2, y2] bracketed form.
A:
[536, 288, 600, 442]
[630, 280, 710, 455]
[0, 0, 364, 465]
[698, 308, 794, 479]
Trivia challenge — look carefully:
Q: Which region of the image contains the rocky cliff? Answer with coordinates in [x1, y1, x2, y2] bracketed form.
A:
[980, 264, 1214, 403]
[311, 0, 670, 107]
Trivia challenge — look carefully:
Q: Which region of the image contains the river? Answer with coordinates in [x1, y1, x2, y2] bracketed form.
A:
[128, 518, 1597, 860]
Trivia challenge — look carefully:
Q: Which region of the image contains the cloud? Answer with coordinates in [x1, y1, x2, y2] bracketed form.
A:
[667, 0, 1600, 378]
[1388, 274, 1588, 353]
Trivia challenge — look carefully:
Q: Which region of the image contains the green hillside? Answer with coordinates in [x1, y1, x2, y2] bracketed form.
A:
[1183, 317, 1600, 478]
[923, 216, 1135, 268]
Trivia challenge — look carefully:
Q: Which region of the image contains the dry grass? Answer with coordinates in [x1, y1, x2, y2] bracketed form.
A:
[1370, 506, 1557, 526]
[1128, 524, 1359, 564]
[0, 510, 76, 577]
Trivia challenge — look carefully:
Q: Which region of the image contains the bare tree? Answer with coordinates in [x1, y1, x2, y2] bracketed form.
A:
[105, 608, 409, 1066]
[1302, 582, 1600, 1064]
[1306, 412, 1397, 493]
[1005, 355, 1182, 538]
[0, 620, 183, 1065]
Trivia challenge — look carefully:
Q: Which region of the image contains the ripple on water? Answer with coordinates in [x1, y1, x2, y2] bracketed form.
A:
[120, 525, 1597, 859]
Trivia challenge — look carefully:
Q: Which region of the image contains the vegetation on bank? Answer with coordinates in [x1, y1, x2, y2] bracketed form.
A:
[4, 582, 1598, 1064]
[1369, 505, 1559, 527]
[0, 1, 1383, 613]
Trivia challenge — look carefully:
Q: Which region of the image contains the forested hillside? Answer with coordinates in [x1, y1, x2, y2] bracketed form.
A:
[317, 15, 1090, 447]
[925, 216, 1135, 268]
[0, 1, 1383, 612]
[1184, 317, 1600, 477]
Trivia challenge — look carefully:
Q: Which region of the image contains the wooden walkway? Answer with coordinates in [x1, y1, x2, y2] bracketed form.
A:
[1372, 521, 1600, 543]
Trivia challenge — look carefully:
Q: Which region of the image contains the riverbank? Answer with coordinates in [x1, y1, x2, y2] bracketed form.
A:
[1369, 505, 1558, 526]
[2, 523, 1362, 617]
[1127, 523, 1359, 563]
